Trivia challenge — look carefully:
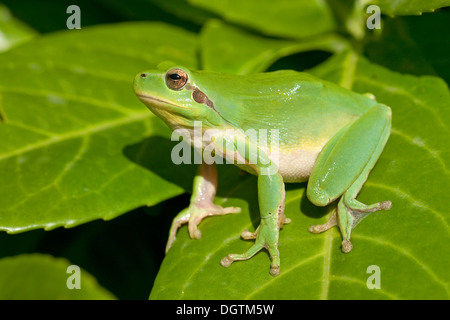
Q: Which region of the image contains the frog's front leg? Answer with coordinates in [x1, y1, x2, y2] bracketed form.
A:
[307, 104, 392, 252]
[165, 163, 241, 253]
[218, 133, 289, 276]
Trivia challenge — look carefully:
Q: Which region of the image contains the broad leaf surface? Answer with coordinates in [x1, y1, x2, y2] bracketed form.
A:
[189, 0, 336, 39]
[145, 0, 219, 24]
[0, 254, 115, 299]
[201, 20, 349, 74]
[94, 0, 217, 26]
[0, 22, 198, 233]
[150, 51, 450, 300]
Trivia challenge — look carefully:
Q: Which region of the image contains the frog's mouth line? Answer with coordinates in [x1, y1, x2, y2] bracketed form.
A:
[136, 94, 187, 109]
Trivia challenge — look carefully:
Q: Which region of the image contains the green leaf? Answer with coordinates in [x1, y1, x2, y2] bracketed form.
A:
[93, 0, 214, 31]
[0, 254, 115, 299]
[201, 20, 349, 74]
[150, 51, 450, 299]
[146, 0, 219, 25]
[189, 0, 336, 39]
[0, 3, 37, 52]
[0, 22, 198, 233]
[369, 0, 450, 16]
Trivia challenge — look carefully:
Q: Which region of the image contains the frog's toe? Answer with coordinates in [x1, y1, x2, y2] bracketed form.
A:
[220, 255, 234, 268]
[188, 224, 202, 240]
[379, 200, 392, 210]
[341, 239, 353, 253]
[241, 229, 257, 240]
[188, 204, 241, 239]
[211, 205, 242, 215]
[220, 240, 266, 270]
[270, 265, 280, 277]
[221, 220, 282, 276]
[308, 210, 337, 234]
[165, 204, 241, 253]
[165, 208, 190, 253]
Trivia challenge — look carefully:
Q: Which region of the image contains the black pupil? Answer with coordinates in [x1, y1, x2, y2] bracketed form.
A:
[169, 73, 181, 80]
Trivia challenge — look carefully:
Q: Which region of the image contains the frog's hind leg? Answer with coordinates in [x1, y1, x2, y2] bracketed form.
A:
[307, 103, 392, 252]
[334, 166, 392, 252]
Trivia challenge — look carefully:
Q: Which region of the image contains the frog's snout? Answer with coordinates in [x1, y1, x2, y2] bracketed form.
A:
[133, 72, 150, 92]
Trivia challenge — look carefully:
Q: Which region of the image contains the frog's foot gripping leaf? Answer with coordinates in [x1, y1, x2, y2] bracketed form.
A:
[220, 211, 290, 277]
[165, 203, 241, 254]
[309, 198, 392, 253]
[165, 163, 241, 253]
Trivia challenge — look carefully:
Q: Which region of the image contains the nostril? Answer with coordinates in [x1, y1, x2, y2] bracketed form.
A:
[140, 73, 147, 78]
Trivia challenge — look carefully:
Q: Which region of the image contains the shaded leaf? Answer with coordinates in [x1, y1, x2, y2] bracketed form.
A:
[0, 22, 198, 233]
[150, 51, 450, 299]
[200, 20, 349, 74]
[325, 0, 366, 39]
[0, 3, 37, 52]
[0, 253, 115, 299]
[147, 0, 219, 25]
[93, 0, 208, 32]
[189, 0, 336, 39]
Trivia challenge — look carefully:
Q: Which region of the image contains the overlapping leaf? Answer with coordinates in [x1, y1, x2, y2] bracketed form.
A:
[0, 254, 115, 299]
[189, 0, 336, 39]
[200, 20, 349, 74]
[0, 22, 198, 233]
[0, 3, 37, 52]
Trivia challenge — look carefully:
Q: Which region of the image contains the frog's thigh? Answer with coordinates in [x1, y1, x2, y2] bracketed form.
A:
[307, 104, 391, 206]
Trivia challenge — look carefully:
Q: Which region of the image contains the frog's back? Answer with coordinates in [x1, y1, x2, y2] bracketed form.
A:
[194, 70, 378, 182]
[196, 70, 376, 148]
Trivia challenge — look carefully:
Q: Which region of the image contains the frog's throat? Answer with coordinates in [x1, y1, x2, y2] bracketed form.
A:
[136, 94, 187, 109]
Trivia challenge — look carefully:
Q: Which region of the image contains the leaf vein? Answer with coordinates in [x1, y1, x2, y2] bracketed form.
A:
[355, 76, 449, 134]
[365, 181, 450, 234]
[353, 234, 450, 297]
[245, 252, 323, 299]
[0, 86, 135, 116]
[328, 275, 400, 299]
[391, 128, 450, 176]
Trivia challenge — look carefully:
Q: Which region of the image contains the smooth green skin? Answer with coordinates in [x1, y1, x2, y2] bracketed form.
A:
[133, 63, 392, 276]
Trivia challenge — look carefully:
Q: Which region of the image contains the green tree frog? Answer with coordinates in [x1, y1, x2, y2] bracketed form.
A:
[133, 63, 392, 276]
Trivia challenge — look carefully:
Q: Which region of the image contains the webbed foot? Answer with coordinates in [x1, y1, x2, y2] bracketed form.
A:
[220, 209, 290, 276]
[308, 198, 392, 253]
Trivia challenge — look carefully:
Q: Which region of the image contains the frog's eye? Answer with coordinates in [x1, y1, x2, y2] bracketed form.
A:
[165, 68, 188, 90]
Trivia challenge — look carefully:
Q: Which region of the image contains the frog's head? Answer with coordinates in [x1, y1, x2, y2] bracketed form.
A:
[134, 63, 227, 131]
